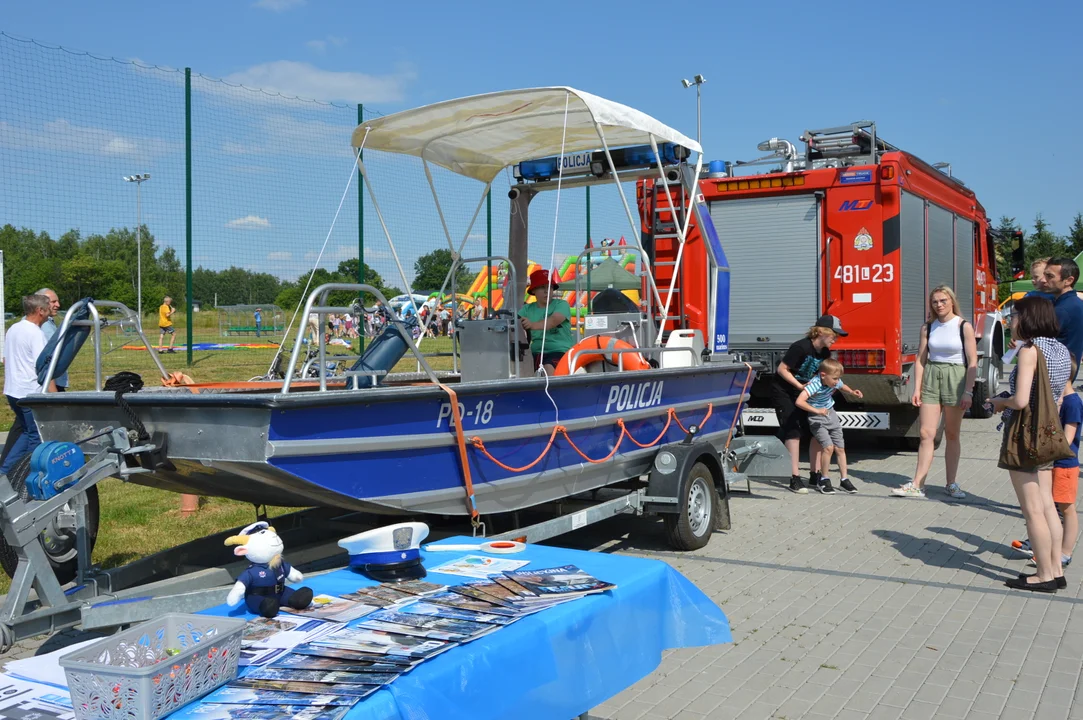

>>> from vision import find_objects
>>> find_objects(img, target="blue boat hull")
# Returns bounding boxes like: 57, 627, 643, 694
26, 363, 753, 516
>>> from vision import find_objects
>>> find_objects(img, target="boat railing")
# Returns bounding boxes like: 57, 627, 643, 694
572, 246, 655, 347
43, 300, 169, 391
282, 283, 439, 393
567, 344, 700, 374
449, 255, 519, 379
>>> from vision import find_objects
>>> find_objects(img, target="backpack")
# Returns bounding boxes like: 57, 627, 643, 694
925, 317, 969, 367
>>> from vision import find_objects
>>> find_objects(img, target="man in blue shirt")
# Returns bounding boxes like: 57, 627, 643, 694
254, 307, 262, 338
1044, 257, 1083, 379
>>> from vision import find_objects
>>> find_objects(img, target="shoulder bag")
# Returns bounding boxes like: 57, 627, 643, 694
999, 345, 1073, 470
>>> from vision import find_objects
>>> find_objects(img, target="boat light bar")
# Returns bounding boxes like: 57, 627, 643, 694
514, 143, 690, 182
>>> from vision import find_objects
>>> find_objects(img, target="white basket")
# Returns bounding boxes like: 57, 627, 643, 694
59, 613, 245, 720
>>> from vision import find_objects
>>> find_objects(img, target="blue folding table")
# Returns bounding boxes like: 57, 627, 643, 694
193, 538, 731, 720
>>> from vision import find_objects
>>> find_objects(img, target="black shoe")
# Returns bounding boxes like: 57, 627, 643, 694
789, 475, 808, 494
1018, 573, 1067, 590
167, 348, 176, 354
839, 478, 858, 494
809, 471, 822, 489
817, 478, 836, 494
1004, 576, 1057, 593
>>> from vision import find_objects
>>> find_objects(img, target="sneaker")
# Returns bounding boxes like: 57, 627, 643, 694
158, 349, 165, 354
789, 475, 808, 494
839, 478, 858, 494
891, 482, 926, 499
167, 348, 177, 354
1012, 539, 1034, 558
946, 483, 966, 499
1065, 555, 1072, 567
809, 471, 822, 490
817, 478, 836, 494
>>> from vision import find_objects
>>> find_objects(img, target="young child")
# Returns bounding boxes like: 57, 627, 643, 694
795, 358, 864, 494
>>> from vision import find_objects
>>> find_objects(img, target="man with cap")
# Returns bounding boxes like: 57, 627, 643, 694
772, 315, 847, 494
518, 269, 574, 374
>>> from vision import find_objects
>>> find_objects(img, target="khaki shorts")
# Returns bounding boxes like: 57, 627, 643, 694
921, 361, 966, 406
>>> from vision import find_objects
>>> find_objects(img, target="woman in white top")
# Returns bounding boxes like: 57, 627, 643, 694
892, 286, 978, 499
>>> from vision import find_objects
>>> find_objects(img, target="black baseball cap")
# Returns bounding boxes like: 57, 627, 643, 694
815, 314, 848, 336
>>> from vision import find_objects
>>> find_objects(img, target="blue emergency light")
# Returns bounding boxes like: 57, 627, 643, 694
514, 143, 690, 181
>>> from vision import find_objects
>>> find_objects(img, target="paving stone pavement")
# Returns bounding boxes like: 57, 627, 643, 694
3, 416, 1082, 719
570, 412, 1083, 720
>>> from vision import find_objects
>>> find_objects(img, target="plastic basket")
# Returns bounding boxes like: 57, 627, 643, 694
59, 613, 245, 720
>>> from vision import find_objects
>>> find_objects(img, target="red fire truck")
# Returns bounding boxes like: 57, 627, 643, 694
639, 122, 1005, 443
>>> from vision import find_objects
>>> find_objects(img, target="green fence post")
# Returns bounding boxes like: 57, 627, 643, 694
585, 185, 591, 301
486, 189, 492, 315
185, 68, 193, 366
357, 103, 365, 351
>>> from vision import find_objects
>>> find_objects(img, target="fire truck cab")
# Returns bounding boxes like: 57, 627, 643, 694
639, 121, 1004, 443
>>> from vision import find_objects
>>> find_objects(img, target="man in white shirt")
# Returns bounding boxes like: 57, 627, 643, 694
1, 294, 56, 477
37, 288, 68, 391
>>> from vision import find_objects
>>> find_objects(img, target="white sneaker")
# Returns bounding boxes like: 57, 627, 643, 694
891, 482, 926, 499
946, 483, 966, 499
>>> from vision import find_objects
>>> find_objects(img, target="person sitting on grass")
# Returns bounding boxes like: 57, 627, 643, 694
795, 358, 864, 495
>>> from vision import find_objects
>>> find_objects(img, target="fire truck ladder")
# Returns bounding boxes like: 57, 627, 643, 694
801, 121, 900, 166
648, 181, 689, 338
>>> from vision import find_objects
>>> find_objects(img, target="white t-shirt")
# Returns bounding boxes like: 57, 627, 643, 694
928, 316, 965, 364
4, 318, 46, 399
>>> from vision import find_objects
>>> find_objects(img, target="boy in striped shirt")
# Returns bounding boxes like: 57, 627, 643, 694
795, 358, 864, 494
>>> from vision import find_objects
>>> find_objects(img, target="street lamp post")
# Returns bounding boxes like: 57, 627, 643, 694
680, 74, 706, 146
123, 173, 150, 324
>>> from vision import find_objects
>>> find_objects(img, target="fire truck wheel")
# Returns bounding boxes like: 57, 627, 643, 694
969, 360, 1000, 419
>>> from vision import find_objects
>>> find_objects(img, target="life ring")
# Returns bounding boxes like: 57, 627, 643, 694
554, 335, 651, 375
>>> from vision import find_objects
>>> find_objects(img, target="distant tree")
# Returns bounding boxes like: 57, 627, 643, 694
1027, 214, 1068, 265
412, 249, 472, 294
1067, 213, 1083, 258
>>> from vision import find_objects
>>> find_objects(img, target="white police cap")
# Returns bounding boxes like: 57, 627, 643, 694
338, 522, 430, 582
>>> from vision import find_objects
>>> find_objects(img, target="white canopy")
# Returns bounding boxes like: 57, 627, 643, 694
350, 87, 701, 183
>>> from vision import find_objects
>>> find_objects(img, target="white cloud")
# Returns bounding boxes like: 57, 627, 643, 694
0, 119, 179, 158
223, 61, 414, 104
306, 36, 346, 53
253, 0, 305, 11
267, 251, 292, 260
226, 215, 272, 229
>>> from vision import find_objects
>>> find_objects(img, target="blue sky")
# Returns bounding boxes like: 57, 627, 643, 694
2, 0, 1081, 289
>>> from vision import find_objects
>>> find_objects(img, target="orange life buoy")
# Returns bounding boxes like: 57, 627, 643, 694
554, 335, 651, 375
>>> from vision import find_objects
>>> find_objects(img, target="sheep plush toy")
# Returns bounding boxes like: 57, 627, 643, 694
225, 521, 313, 618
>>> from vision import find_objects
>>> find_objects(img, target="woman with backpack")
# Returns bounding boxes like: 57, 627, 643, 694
891, 286, 978, 499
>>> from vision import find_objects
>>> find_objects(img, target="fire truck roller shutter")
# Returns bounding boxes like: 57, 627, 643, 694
927, 203, 955, 301
954, 218, 975, 323
708, 195, 819, 346
900, 191, 927, 355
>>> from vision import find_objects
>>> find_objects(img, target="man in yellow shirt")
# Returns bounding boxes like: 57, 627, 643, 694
158, 296, 176, 354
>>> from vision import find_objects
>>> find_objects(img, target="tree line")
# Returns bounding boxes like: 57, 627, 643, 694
994, 213, 1083, 301
0, 224, 472, 318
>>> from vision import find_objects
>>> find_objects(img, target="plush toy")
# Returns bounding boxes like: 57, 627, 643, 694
225, 521, 313, 618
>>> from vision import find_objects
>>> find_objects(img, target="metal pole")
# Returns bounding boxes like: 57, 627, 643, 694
357, 103, 365, 351
136, 181, 142, 323
185, 67, 193, 366
696, 84, 702, 147
486, 189, 492, 315
585, 185, 591, 304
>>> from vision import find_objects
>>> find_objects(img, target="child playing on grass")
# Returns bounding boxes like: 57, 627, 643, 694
795, 358, 864, 494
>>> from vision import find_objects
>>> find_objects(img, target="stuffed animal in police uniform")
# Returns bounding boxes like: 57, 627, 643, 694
225, 521, 313, 618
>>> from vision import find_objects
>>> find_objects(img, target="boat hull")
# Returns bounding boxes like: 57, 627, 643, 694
24, 363, 753, 516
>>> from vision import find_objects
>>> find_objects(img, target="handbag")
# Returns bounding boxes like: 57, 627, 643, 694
999, 345, 1074, 470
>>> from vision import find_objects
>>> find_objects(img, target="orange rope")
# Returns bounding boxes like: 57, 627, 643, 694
470, 425, 562, 473
559, 425, 626, 464
723, 362, 756, 453
619, 408, 674, 448
674, 403, 714, 435
438, 384, 479, 520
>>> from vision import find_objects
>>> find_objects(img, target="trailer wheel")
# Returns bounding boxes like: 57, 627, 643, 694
0, 457, 100, 585
663, 461, 718, 551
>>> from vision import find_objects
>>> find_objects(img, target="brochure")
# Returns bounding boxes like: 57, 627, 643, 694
429, 555, 529, 579
168, 703, 351, 720
0, 677, 74, 720
397, 601, 517, 626
243, 668, 398, 686
201, 686, 359, 707
345, 585, 414, 606
358, 609, 496, 640
491, 575, 538, 599
228, 680, 377, 699
503, 565, 616, 597
279, 594, 377, 623
290, 644, 418, 666
459, 580, 524, 603
424, 591, 519, 617
269, 654, 407, 674
313, 628, 454, 659
242, 616, 338, 651
388, 580, 446, 596
239, 647, 291, 668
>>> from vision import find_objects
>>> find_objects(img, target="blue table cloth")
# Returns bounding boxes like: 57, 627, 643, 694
198, 538, 731, 720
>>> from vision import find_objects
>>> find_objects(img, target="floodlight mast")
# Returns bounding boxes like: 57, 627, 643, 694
123, 173, 150, 324
680, 75, 706, 147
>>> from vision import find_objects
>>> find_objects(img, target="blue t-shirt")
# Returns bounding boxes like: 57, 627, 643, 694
801, 376, 837, 410
1054, 291, 1083, 372
1056, 392, 1083, 469
237, 561, 292, 592
254, 310, 262, 323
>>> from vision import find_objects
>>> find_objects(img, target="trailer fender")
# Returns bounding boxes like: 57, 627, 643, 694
646, 441, 728, 527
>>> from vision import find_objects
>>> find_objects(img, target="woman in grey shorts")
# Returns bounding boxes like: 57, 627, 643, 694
891, 286, 978, 499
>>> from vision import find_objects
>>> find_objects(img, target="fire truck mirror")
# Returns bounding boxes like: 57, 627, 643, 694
1010, 230, 1026, 279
